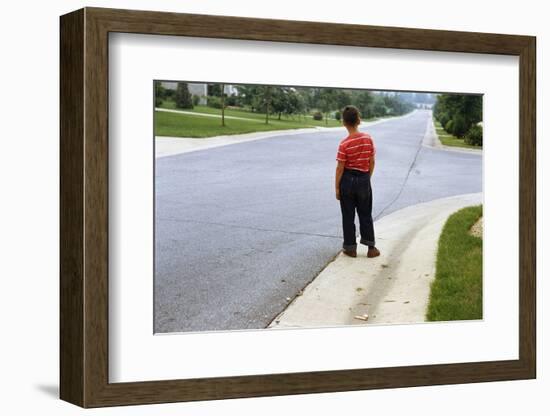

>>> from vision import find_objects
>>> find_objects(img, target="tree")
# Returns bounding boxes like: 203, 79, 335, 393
295, 88, 315, 120
174, 82, 194, 109
285, 89, 305, 119
220, 83, 226, 127
234, 84, 256, 108
380, 94, 414, 116
154, 81, 165, 107
372, 95, 387, 117
248, 86, 274, 124
207, 84, 223, 97
451, 113, 469, 137
298, 88, 316, 113
270, 87, 288, 120
334, 89, 352, 110
354, 91, 374, 119
315, 88, 337, 125
263, 86, 272, 124
433, 94, 482, 138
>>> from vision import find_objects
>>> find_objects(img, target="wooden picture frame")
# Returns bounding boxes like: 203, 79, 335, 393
60, 7, 536, 408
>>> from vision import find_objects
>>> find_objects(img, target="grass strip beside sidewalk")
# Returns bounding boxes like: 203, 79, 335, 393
160, 101, 343, 125
155, 99, 353, 138
426, 205, 483, 321
155, 110, 324, 138
434, 120, 481, 150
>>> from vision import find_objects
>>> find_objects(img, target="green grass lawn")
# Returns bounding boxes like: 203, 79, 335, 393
434, 120, 481, 150
155, 99, 349, 137
159, 100, 268, 121
155, 110, 342, 138
426, 205, 483, 322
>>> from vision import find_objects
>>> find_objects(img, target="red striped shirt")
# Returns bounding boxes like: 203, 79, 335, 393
336, 132, 376, 172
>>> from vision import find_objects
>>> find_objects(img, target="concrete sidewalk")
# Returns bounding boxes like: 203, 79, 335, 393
155, 112, 416, 158
268, 192, 482, 329
156, 126, 331, 158
156, 107, 259, 121
422, 115, 482, 155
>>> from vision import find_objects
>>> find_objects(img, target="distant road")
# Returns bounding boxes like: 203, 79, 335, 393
154, 110, 482, 333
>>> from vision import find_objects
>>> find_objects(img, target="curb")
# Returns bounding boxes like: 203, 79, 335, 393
155, 111, 417, 158
422, 114, 483, 155
268, 193, 483, 329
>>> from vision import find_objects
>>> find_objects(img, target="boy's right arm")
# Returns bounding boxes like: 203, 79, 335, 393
369, 156, 375, 176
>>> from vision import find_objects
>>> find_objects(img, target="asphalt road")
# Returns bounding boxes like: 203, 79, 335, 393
154, 110, 482, 333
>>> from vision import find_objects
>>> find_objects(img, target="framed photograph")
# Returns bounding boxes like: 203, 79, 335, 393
60, 7, 536, 408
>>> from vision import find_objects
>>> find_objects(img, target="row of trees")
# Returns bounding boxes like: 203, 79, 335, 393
233, 86, 414, 124
433, 94, 483, 146
154, 81, 415, 125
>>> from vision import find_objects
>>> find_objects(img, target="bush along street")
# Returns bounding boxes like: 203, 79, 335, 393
433, 93, 483, 148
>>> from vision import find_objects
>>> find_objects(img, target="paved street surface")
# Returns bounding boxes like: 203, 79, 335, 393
154, 110, 482, 333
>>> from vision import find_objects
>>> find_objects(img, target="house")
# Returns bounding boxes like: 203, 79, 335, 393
160, 82, 237, 105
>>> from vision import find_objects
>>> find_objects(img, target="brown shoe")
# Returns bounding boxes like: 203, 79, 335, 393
343, 249, 357, 258
367, 247, 380, 258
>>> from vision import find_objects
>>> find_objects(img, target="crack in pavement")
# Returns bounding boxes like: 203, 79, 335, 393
374, 132, 425, 221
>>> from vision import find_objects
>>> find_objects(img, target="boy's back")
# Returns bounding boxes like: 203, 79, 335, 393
336, 132, 376, 173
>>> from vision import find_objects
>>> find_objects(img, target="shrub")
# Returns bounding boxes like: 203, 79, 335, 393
438, 112, 450, 129
225, 95, 238, 106
372, 102, 387, 118
313, 111, 323, 121
445, 119, 454, 134
464, 124, 483, 146
192, 95, 200, 106
174, 82, 194, 109
334, 111, 341, 121
451, 114, 469, 137
207, 96, 223, 109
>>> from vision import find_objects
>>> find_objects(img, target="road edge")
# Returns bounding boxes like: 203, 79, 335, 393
268, 192, 483, 329
155, 111, 417, 158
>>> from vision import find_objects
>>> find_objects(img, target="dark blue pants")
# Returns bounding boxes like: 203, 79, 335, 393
339, 169, 375, 251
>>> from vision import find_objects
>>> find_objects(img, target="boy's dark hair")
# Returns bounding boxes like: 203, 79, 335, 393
342, 105, 361, 126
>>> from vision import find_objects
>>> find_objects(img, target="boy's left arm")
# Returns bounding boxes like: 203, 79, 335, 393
335, 161, 345, 200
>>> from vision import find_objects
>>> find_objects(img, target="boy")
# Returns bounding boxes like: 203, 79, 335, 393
335, 105, 380, 258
